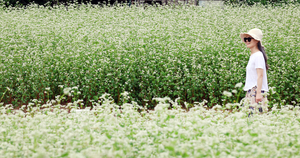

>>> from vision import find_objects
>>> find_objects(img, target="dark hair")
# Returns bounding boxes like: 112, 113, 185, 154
257, 41, 269, 70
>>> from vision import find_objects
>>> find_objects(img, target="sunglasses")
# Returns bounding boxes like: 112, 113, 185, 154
244, 37, 254, 42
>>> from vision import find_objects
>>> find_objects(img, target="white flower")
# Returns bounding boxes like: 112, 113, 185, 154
121, 91, 130, 100
6, 87, 11, 92
235, 83, 243, 88
63, 87, 72, 95
58, 85, 64, 89
45, 87, 50, 91
223, 91, 232, 97
121, 91, 129, 96
232, 90, 237, 94
226, 103, 231, 109
269, 87, 276, 94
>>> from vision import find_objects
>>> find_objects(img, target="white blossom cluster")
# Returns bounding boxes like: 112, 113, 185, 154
0, 97, 300, 157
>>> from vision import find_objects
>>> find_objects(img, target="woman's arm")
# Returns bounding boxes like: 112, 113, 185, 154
256, 68, 264, 103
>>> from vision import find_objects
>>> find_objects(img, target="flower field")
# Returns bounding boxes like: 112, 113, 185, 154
1, 97, 300, 157
0, 4, 299, 108
0, 4, 300, 157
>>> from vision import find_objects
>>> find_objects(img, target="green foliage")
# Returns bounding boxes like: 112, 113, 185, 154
0, 4, 299, 108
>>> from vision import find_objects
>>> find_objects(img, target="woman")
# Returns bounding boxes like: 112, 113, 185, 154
240, 28, 269, 112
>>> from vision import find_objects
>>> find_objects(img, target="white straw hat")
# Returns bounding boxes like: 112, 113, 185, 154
240, 28, 263, 42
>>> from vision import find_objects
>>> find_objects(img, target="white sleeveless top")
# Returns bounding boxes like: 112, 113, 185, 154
243, 51, 269, 92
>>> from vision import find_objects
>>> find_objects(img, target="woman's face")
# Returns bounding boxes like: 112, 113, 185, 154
243, 36, 259, 49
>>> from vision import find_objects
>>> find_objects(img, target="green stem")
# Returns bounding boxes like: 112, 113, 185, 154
0, 89, 8, 103
58, 94, 66, 104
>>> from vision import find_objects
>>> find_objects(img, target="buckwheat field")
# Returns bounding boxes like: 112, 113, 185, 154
0, 3, 300, 158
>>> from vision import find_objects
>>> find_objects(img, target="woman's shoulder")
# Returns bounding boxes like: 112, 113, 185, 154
252, 51, 264, 58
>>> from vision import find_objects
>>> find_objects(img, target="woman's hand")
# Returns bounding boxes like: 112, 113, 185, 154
256, 93, 263, 103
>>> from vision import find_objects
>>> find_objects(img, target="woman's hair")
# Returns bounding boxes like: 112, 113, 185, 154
257, 41, 269, 70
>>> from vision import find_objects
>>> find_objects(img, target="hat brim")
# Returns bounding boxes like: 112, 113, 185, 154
240, 33, 261, 42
